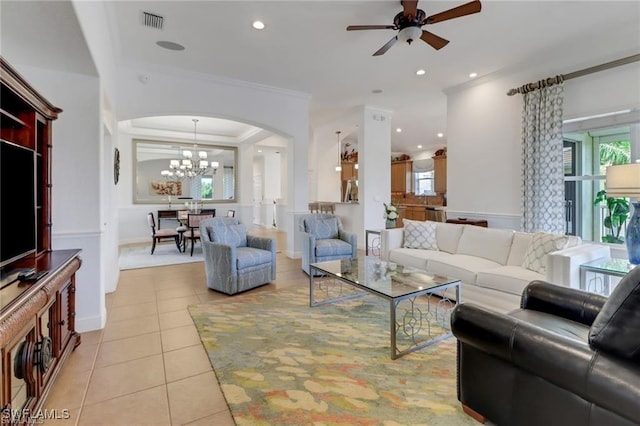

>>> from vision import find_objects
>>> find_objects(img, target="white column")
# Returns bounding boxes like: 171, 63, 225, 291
238, 144, 254, 221
631, 123, 640, 162
358, 105, 393, 248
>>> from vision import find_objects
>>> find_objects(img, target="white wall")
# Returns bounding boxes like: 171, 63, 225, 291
313, 131, 342, 203
446, 61, 640, 230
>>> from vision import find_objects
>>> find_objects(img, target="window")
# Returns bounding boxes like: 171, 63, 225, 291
414, 171, 434, 195
563, 119, 636, 242
201, 176, 213, 199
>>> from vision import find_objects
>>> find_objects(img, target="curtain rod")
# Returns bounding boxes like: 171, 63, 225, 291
506, 53, 640, 96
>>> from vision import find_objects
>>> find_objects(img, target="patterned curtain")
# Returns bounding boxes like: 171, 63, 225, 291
521, 83, 565, 233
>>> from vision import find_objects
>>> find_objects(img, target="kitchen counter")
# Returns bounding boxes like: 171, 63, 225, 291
396, 204, 446, 223
398, 204, 446, 209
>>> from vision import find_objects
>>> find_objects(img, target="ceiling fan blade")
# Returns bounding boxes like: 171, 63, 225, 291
424, 0, 482, 24
401, 0, 418, 18
347, 25, 395, 31
420, 30, 449, 50
373, 36, 398, 56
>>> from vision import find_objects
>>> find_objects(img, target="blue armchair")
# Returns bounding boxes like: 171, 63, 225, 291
200, 218, 276, 295
299, 214, 357, 275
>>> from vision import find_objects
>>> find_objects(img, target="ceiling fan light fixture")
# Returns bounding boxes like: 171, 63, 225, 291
397, 26, 422, 44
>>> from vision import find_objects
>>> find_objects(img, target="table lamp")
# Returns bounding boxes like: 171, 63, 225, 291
606, 162, 640, 264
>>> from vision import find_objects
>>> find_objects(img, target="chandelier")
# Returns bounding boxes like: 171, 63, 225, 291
160, 118, 219, 182
335, 131, 342, 172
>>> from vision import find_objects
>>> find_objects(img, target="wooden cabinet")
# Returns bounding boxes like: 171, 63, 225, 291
391, 160, 413, 193
341, 162, 358, 202
341, 162, 357, 181
1, 57, 81, 425
1, 58, 61, 258
394, 206, 406, 228
405, 206, 427, 221
0, 251, 81, 425
433, 154, 447, 195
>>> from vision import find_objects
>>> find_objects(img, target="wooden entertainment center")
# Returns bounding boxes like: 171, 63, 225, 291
1, 57, 82, 424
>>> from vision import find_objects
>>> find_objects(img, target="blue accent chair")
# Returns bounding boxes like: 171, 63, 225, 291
299, 214, 357, 275
200, 218, 276, 295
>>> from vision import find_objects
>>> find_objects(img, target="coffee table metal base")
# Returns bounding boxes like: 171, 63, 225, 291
309, 266, 461, 360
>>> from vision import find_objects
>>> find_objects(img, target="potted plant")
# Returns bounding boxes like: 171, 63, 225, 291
384, 202, 398, 229
593, 189, 630, 243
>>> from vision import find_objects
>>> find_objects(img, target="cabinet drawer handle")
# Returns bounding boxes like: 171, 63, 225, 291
58, 320, 65, 326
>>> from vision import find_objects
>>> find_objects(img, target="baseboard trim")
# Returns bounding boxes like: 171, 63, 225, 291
76, 311, 106, 333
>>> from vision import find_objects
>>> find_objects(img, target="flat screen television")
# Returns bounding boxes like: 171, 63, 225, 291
0, 140, 36, 269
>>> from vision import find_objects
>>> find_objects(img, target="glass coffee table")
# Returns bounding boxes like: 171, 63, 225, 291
310, 257, 461, 359
580, 257, 634, 296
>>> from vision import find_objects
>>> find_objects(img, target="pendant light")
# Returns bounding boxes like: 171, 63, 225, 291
335, 131, 342, 172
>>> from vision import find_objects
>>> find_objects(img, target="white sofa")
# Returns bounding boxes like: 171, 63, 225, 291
380, 221, 610, 313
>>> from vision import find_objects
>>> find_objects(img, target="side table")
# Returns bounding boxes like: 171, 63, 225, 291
365, 229, 382, 256
579, 257, 633, 296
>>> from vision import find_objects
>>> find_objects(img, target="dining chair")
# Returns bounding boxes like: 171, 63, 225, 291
226, 210, 235, 218
175, 210, 189, 249
308, 202, 320, 214
184, 212, 214, 256
425, 208, 446, 222
147, 212, 182, 254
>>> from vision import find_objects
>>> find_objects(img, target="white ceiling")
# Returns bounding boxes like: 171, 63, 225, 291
2, 1, 639, 154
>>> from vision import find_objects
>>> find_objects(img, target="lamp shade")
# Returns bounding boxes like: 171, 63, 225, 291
605, 163, 640, 197
397, 26, 422, 44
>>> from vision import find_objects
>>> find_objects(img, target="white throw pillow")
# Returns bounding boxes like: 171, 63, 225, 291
522, 232, 570, 274
403, 219, 438, 250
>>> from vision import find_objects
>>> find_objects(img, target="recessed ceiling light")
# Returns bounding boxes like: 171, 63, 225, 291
156, 41, 185, 51
396, 128, 402, 133
257, 149, 263, 153
416, 69, 426, 76
469, 72, 478, 78
252, 21, 265, 30
372, 89, 383, 94
437, 133, 444, 138
417, 145, 422, 149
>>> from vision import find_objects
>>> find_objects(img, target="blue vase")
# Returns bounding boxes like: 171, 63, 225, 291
386, 219, 396, 229
626, 202, 640, 265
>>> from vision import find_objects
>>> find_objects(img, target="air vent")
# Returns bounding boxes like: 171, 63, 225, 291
142, 11, 164, 30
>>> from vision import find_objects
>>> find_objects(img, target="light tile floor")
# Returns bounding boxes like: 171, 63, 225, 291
43, 227, 309, 425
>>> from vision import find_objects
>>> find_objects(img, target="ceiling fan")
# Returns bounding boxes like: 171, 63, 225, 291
347, 0, 482, 56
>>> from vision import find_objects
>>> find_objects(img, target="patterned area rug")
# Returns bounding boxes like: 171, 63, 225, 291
118, 243, 203, 270
188, 284, 476, 425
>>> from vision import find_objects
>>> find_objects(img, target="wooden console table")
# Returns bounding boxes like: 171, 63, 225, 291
0, 250, 82, 424
446, 218, 488, 227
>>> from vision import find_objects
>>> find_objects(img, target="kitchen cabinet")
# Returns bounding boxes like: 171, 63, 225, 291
340, 162, 358, 202
341, 162, 357, 181
433, 154, 447, 195
405, 206, 427, 221
391, 160, 413, 193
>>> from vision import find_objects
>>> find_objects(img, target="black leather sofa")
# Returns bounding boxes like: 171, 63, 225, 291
451, 266, 640, 426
